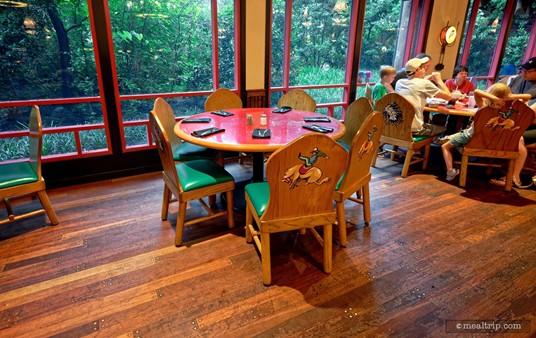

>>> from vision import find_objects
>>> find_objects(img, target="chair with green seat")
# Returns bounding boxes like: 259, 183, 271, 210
371, 92, 438, 177
204, 89, 248, 164
204, 88, 243, 112
154, 97, 218, 163
0, 106, 59, 226
244, 133, 348, 285
149, 110, 235, 247
338, 97, 374, 152
277, 89, 317, 112
334, 112, 383, 246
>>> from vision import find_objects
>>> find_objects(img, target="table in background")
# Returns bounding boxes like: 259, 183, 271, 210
424, 101, 477, 117
174, 108, 346, 182
425, 101, 477, 134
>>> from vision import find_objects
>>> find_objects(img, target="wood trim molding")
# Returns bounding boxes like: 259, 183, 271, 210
246, 89, 268, 108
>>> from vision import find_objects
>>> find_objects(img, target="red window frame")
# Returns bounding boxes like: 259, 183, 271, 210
0, 0, 112, 163
104, 0, 242, 153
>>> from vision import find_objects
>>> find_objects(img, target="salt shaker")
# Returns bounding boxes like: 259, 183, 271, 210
260, 113, 267, 126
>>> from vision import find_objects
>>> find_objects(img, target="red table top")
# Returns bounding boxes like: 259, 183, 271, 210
424, 99, 477, 117
174, 108, 346, 153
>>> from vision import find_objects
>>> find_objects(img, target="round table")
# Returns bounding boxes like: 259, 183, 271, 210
174, 107, 346, 182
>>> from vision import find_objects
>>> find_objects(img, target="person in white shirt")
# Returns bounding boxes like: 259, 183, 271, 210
395, 57, 452, 136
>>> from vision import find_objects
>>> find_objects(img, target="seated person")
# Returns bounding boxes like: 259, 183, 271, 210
395, 57, 452, 136
391, 53, 433, 89
443, 65, 475, 134
445, 65, 475, 97
441, 83, 531, 183
497, 56, 536, 186
507, 56, 536, 106
490, 100, 536, 189
371, 65, 396, 107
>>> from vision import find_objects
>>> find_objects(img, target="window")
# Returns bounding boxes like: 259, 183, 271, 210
0, 0, 110, 161
499, 1, 536, 76
458, 0, 535, 88
108, 0, 239, 150
358, 0, 402, 95
270, 0, 355, 119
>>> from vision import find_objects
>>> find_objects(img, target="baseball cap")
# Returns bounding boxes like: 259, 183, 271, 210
405, 57, 430, 75
520, 57, 536, 70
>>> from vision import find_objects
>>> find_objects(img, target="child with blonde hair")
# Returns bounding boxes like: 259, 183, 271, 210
441, 83, 531, 182
371, 65, 396, 106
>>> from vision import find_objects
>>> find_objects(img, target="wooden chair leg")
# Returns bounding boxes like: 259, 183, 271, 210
371, 150, 378, 167
391, 145, 399, 161
175, 202, 188, 247
505, 160, 514, 192
261, 232, 271, 285
161, 184, 171, 220
245, 204, 253, 243
36, 190, 59, 225
362, 183, 371, 224
323, 224, 332, 274
422, 144, 431, 170
215, 151, 224, 167
401, 149, 414, 177
3, 198, 15, 222
336, 201, 347, 247
208, 195, 216, 208
459, 155, 469, 187
226, 190, 234, 228
355, 188, 362, 199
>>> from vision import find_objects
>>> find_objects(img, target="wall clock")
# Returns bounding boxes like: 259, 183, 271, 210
439, 24, 457, 47
435, 22, 458, 71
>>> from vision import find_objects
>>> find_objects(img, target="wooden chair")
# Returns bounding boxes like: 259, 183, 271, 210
458, 100, 534, 191
149, 110, 235, 246
204, 89, 247, 164
0, 106, 59, 226
204, 88, 243, 112
338, 97, 374, 151
334, 112, 383, 246
244, 133, 348, 285
154, 97, 218, 163
371, 93, 438, 177
277, 89, 317, 112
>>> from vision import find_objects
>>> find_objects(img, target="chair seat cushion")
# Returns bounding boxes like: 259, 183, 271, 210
245, 182, 269, 217
413, 135, 430, 142
173, 142, 216, 162
0, 162, 38, 189
337, 140, 351, 152
335, 173, 345, 190
176, 159, 233, 192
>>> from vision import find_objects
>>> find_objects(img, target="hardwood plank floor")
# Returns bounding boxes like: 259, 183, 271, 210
1, 151, 536, 337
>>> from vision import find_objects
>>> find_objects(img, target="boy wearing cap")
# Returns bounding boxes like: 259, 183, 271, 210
395, 57, 452, 136
391, 53, 432, 88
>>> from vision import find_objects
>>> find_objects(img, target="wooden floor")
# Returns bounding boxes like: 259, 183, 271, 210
1, 150, 536, 338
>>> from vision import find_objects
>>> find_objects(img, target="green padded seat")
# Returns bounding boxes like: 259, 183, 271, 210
335, 173, 345, 191
245, 182, 269, 217
413, 135, 430, 142
0, 162, 38, 189
337, 140, 351, 152
176, 159, 233, 192
173, 142, 216, 162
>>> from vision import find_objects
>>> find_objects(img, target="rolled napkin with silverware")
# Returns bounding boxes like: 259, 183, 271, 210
252, 128, 271, 138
